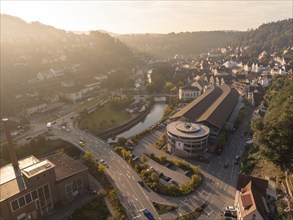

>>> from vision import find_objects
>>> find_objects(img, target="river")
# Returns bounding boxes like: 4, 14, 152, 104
118, 103, 166, 138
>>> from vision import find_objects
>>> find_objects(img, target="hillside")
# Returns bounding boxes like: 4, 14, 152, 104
118, 31, 239, 59
0, 14, 136, 87
229, 19, 293, 57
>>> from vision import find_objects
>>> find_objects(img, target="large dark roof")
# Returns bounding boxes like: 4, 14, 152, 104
172, 84, 239, 129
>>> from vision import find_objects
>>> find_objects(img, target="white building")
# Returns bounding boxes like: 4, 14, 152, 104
166, 121, 210, 157
179, 85, 201, 100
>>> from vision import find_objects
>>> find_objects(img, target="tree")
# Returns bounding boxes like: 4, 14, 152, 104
118, 137, 127, 147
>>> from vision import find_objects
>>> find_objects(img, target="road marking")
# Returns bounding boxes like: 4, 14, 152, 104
204, 206, 214, 216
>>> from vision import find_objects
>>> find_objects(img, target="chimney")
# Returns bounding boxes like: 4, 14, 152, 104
2, 118, 19, 168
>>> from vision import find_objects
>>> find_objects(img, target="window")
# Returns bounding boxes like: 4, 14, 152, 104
44, 185, 50, 200
25, 193, 32, 204
18, 196, 25, 208
32, 190, 38, 200
11, 200, 19, 211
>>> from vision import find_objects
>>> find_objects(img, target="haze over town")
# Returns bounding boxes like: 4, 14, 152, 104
1, 1, 292, 33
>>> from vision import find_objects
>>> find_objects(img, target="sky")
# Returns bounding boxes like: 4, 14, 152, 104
1, 1, 292, 34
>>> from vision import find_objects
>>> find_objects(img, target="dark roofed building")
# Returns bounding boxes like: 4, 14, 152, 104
172, 84, 239, 141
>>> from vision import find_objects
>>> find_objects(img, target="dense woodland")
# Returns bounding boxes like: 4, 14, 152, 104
251, 76, 293, 169
229, 19, 293, 57
118, 31, 239, 58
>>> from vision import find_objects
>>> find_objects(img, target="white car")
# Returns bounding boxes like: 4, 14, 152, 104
225, 206, 236, 212
100, 159, 107, 165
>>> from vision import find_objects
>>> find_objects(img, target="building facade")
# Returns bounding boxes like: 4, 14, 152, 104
166, 121, 210, 157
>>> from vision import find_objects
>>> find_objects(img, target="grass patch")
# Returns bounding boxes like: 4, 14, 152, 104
79, 105, 131, 133
72, 196, 110, 220
152, 201, 177, 214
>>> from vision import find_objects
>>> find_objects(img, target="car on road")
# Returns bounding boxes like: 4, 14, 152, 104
234, 159, 239, 165
224, 162, 228, 168
79, 139, 85, 147
143, 209, 154, 220
25, 136, 32, 140
138, 181, 145, 187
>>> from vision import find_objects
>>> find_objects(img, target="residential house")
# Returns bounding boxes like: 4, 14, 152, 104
235, 174, 273, 220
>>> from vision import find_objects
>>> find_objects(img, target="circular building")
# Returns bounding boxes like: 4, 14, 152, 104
166, 121, 210, 157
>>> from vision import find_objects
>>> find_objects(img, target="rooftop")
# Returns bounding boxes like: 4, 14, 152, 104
172, 84, 239, 129
0, 155, 43, 202
167, 121, 210, 139
45, 153, 88, 182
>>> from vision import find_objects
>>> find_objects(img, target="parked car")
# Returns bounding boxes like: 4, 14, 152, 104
165, 162, 172, 168
100, 159, 107, 166
184, 170, 192, 176
224, 210, 237, 218
224, 162, 228, 168
88, 187, 97, 195
225, 206, 236, 212
164, 176, 172, 182
133, 156, 139, 161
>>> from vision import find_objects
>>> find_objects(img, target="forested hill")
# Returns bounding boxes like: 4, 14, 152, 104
229, 19, 293, 57
118, 31, 239, 59
251, 76, 293, 169
1, 14, 135, 86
